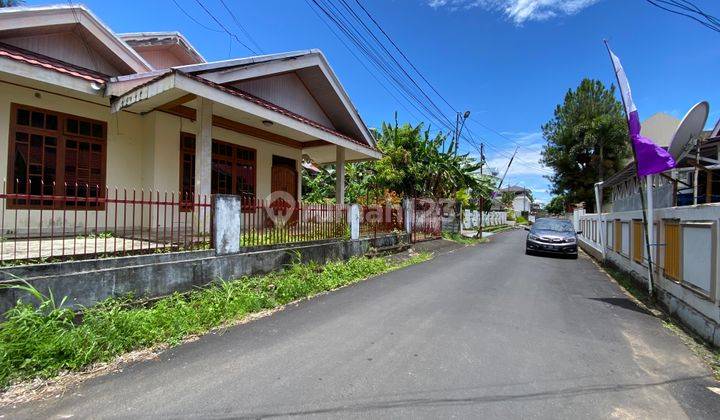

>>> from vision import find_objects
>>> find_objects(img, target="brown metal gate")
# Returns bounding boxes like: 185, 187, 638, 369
410, 198, 442, 243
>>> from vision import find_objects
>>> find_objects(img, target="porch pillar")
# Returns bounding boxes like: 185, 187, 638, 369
195, 97, 213, 198
335, 146, 345, 204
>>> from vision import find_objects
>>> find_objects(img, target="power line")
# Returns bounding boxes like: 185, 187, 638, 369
645, 0, 720, 33
218, 0, 265, 54
348, 1, 545, 160
303, 0, 422, 122
310, 0, 553, 176
171, 0, 224, 33
309, 0, 457, 134
319, 0, 456, 132
338, 0, 456, 129
192, 0, 258, 54
353, 0, 458, 114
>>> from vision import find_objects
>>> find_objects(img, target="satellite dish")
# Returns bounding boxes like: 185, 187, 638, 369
668, 101, 709, 161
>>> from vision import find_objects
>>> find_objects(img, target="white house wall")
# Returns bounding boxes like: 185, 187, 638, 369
576, 205, 720, 346
0, 80, 306, 236
148, 111, 302, 201
512, 196, 531, 213
0, 80, 145, 233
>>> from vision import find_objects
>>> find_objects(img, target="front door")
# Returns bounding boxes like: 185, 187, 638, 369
270, 157, 298, 225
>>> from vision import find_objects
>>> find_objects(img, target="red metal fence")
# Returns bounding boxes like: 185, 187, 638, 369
238, 197, 348, 247
359, 204, 404, 238
0, 180, 211, 263
0, 179, 453, 264
411, 198, 443, 242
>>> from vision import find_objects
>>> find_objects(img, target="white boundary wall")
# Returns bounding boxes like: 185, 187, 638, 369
575, 204, 720, 346
462, 210, 507, 229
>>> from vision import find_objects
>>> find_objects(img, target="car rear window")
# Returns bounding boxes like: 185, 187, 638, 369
533, 220, 575, 232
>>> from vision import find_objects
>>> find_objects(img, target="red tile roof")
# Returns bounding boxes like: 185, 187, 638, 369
0, 42, 107, 85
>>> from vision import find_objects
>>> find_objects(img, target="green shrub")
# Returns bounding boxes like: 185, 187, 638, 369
506, 210, 516, 221
0, 253, 429, 388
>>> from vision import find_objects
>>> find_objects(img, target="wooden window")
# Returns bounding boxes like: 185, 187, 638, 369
179, 133, 256, 204
632, 220, 643, 264
179, 132, 196, 198
614, 220, 622, 252
664, 220, 681, 281
8, 103, 106, 209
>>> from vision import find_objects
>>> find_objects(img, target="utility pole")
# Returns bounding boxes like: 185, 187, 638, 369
476, 142, 485, 239
451, 111, 471, 155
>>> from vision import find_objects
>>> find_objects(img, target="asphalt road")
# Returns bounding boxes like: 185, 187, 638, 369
6, 230, 720, 419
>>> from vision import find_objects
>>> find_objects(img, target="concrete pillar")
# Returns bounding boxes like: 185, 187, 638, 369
335, 146, 345, 204
195, 97, 213, 198
213, 194, 241, 255
403, 197, 413, 234
350, 204, 360, 240
594, 181, 605, 257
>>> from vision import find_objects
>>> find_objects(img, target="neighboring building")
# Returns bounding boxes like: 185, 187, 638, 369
498, 185, 532, 213
576, 110, 720, 347
0, 5, 379, 220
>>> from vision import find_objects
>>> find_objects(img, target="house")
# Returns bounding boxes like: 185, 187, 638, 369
498, 185, 532, 214
0, 5, 380, 255
574, 109, 720, 347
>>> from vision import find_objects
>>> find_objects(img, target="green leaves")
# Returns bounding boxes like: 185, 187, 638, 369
302, 118, 485, 203
0, 253, 430, 388
541, 79, 630, 211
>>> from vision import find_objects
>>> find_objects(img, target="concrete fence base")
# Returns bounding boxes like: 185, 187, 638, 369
0, 233, 409, 313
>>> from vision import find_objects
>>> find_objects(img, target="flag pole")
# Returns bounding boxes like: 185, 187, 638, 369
603, 40, 655, 298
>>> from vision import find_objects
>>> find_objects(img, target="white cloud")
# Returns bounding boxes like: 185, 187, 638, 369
426, 0, 602, 24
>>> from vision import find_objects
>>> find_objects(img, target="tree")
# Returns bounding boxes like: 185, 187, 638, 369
540, 79, 630, 212
303, 118, 483, 203
500, 191, 515, 209
0, 0, 24, 7
373, 120, 481, 199
545, 195, 566, 215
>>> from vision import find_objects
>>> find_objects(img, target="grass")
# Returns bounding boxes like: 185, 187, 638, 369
515, 215, 529, 225
240, 224, 350, 246
0, 252, 431, 389
602, 263, 720, 379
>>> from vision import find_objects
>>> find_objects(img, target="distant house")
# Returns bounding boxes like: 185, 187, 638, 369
498, 185, 532, 213
0, 4, 379, 217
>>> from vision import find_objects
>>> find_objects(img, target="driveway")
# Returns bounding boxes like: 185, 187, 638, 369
5, 230, 720, 418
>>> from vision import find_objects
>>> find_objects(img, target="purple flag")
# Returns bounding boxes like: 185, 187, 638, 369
607, 46, 676, 176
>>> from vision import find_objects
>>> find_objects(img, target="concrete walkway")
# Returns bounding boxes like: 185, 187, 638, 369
5, 230, 720, 418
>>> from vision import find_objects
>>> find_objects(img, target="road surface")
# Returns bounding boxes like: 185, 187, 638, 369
6, 230, 720, 418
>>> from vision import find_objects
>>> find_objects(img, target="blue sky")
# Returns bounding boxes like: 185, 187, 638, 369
27, 0, 720, 203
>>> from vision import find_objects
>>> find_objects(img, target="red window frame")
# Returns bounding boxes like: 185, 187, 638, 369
179, 132, 257, 210
7, 103, 107, 209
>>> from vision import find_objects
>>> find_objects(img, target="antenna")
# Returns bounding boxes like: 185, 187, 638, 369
668, 101, 709, 162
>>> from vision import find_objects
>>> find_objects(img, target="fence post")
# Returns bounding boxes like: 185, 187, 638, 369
403, 198, 413, 234
350, 204, 360, 240
213, 194, 241, 255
